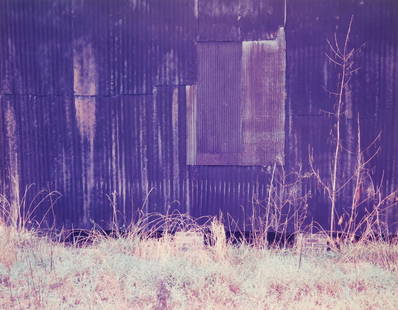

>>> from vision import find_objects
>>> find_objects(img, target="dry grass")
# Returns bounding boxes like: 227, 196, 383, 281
0, 221, 397, 310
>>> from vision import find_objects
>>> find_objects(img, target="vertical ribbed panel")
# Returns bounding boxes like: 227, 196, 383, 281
186, 85, 197, 166
0, 0, 73, 95
187, 165, 269, 229
197, 42, 242, 156
192, 30, 285, 166
241, 28, 285, 165
286, 0, 398, 230
198, 0, 283, 42
72, 0, 196, 96
144, 87, 188, 214
87, 95, 152, 227
153, 0, 197, 87
0, 94, 83, 227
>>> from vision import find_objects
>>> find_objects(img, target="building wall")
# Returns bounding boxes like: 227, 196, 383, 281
0, 0, 397, 231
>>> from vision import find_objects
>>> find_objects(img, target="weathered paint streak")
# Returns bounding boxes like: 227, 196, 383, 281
172, 88, 180, 198
186, 85, 197, 165
73, 37, 97, 224
73, 40, 97, 95
74, 98, 96, 225
4, 101, 20, 225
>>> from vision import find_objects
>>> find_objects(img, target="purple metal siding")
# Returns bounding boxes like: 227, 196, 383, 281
0, 0, 397, 232
87, 95, 153, 227
188, 165, 269, 229
145, 87, 188, 215
0, 0, 73, 95
197, 42, 242, 156
0, 0, 197, 228
72, 0, 197, 96
198, 0, 284, 42
286, 0, 398, 230
0, 94, 83, 227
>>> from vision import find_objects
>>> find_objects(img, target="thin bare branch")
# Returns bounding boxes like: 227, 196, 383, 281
325, 52, 344, 66
333, 33, 343, 57
322, 86, 341, 96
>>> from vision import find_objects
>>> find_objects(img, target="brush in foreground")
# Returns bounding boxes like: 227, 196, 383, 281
0, 223, 397, 310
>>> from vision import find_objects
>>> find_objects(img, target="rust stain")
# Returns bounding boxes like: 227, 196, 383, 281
172, 88, 179, 197
4, 103, 20, 225
156, 49, 179, 85
73, 40, 97, 96
186, 85, 197, 165
139, 99, 149, 213
1, 39, 16, 94
241, 27, 286, 164
74, 97, 96, 225
74, 98, 96, 142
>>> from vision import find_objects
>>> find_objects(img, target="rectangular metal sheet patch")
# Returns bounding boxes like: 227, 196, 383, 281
189, 28, 285, 165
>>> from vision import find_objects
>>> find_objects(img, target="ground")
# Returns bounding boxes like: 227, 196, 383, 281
0, 223, 397, 310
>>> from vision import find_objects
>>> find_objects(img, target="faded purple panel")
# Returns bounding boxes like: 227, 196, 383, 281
152, 0, 197, 87
198, 0, 284, 42
186, 85, 197, 165
289, 115, 355, 228
187, 165, 270, 229
72, 0, 151, 95
88, 95, 153, 227
72, 0, 196, 96
241, 28, 286, 165
286, 45, 332, 116
79, 88, 189, 227
0, 0, 73, 95
0, 94, 84, 228
144, 86, 189, 214
196, 42, 242, 161
198, 0, 240, 41
286, 0, 339, 47
239, 0, 284, 41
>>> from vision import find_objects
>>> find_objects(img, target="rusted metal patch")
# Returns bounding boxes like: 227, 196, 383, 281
241, 27, 286, 165
190, 29, 285, 165
3, 100, 20, 225
74, 97, 96, 225
73, 40, 97, 96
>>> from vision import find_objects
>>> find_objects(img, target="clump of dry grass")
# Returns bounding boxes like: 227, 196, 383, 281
337, 241, 398, 275
0, 223, 18, 270
0, 215, 397, 310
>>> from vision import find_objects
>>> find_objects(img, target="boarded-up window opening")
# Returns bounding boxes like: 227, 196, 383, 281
187, 27, 285, 166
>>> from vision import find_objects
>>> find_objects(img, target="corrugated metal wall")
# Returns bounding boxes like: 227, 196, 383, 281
1, 0, 397, 231
286, 0, 398, 231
